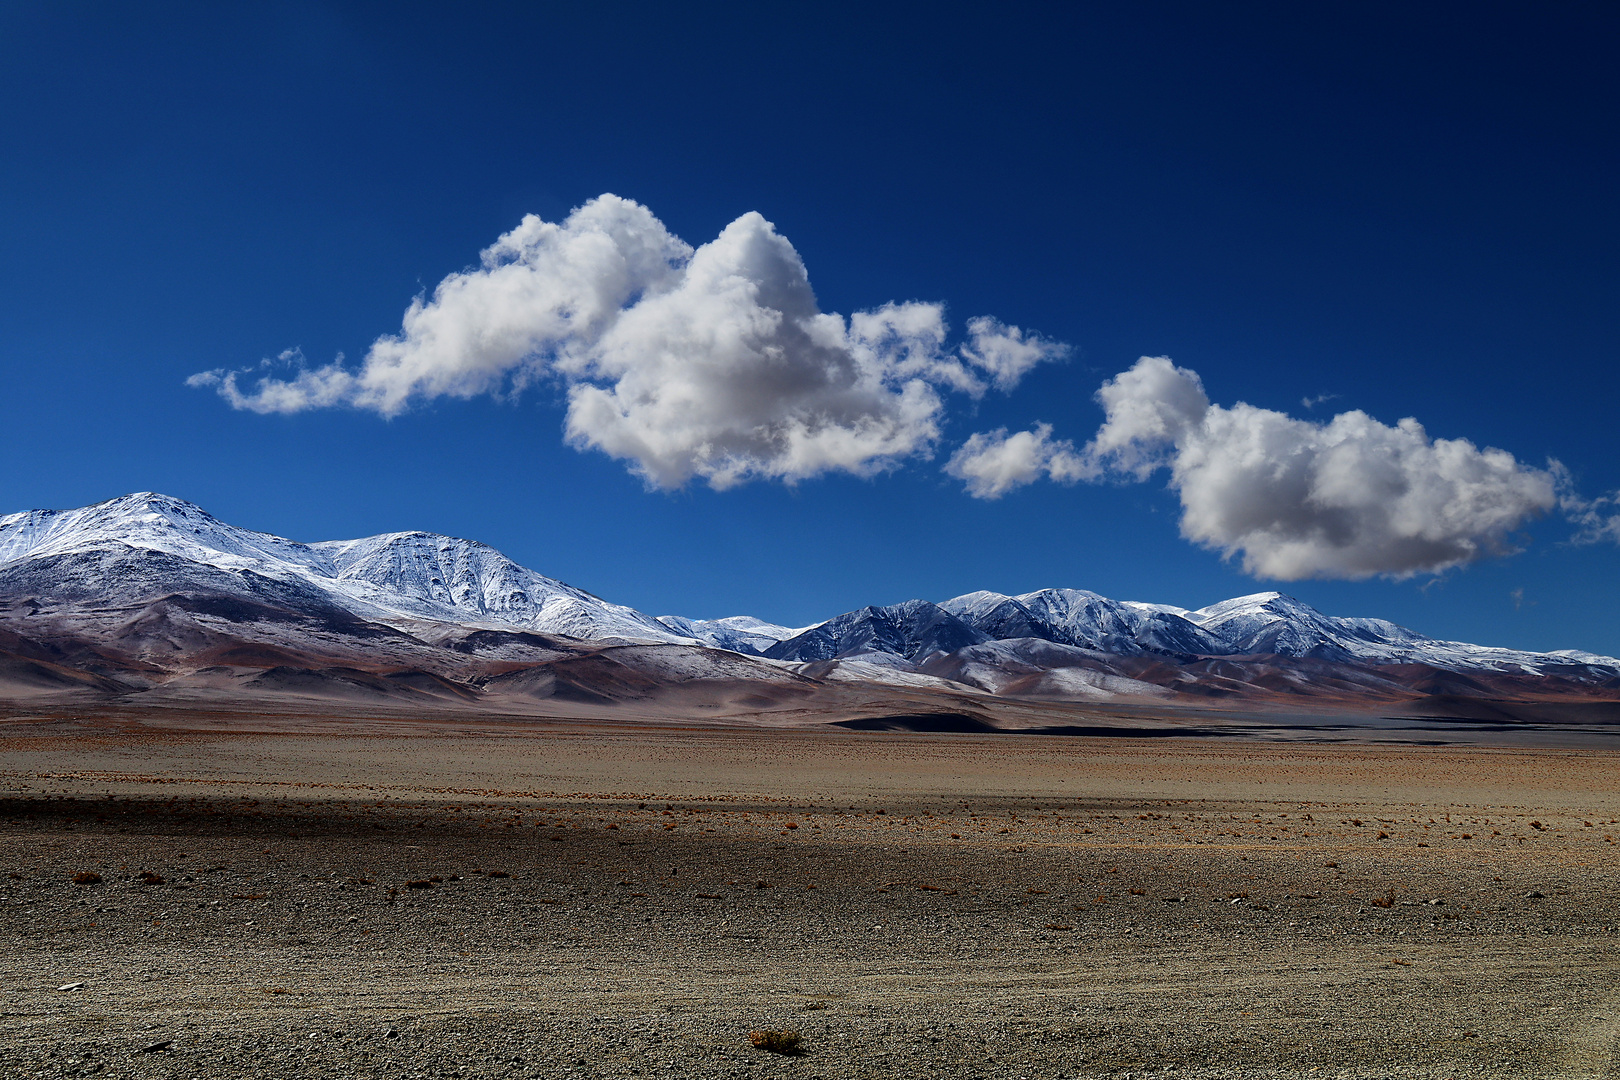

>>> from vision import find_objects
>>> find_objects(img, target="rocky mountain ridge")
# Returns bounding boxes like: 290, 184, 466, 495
0, 493, 1614, 713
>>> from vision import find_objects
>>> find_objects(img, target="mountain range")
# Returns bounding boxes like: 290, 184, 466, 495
0, 492, 1616, 719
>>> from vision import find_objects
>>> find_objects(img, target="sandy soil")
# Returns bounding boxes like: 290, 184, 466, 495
3, 710, 1620, 1079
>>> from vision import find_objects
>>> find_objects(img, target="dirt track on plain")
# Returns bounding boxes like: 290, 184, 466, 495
3, 713, 1620, 1079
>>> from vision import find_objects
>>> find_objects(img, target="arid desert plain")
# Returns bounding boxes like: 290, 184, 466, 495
5, 706, 1620, 1080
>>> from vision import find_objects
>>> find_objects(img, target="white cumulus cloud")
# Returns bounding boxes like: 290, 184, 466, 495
1083, 356, 1560, 579
958, 316, 1069, 391
950, 355, 1560, 579
945, 423, 1091, 499
190, 195, 1064, 490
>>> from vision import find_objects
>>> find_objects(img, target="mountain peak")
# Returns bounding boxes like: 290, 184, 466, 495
96, 490, 196, 508
85, 491, 218, 522
0, 493, 680, 644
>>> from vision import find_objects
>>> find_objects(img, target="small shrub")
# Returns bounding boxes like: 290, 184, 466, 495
138, 871, 164, 886
1370, 890, 1396, 909
72, 871, 102, 885
405, 879, 432, 889
749, 1029, 803, 1055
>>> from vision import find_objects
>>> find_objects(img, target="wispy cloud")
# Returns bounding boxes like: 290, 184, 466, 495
190, 195, 1065, 490
1559, 482, 1620, 546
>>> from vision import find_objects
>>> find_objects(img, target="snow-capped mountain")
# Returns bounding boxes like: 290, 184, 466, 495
1179, 591, 1428, 659
0, 492, 1616, 711
765, 586, 1620, 686
938, 588, 1223, 656
765, 600, 987, 664
655, 615, 810, 654
0, 492, 681, 644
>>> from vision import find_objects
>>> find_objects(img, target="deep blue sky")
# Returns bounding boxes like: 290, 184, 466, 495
2, 2, 1617, 651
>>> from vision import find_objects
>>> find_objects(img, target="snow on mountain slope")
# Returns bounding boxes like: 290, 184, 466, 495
655, 615, 814, 655
1183, 592, 1424, 659
790, 658, 985, 693
0, 493, 682, 644
765, 600, 987, 664
940, 589, 1222, 656
0, 492, 332, 574
1175, 591, 1616, 675
311, 531, 677, 641
918, 638, 1174, 700
894, 587, 1620, 677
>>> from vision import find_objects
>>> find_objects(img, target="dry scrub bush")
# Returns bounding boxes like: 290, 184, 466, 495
72, 871, 102, 885
749, 1030, 804, 1055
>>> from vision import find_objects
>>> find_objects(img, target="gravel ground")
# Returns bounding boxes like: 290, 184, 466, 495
3, 724, 1620, 1077
5, 791, 1620, 1078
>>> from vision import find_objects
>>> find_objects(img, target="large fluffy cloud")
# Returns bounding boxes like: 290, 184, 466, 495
189, 195, 1065, 489
957, 356, 1559, 580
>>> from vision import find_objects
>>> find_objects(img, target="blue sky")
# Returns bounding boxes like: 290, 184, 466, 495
2, 2, 1618, 652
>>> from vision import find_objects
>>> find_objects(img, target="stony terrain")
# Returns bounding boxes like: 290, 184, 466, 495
3, 713, 1620, 1078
